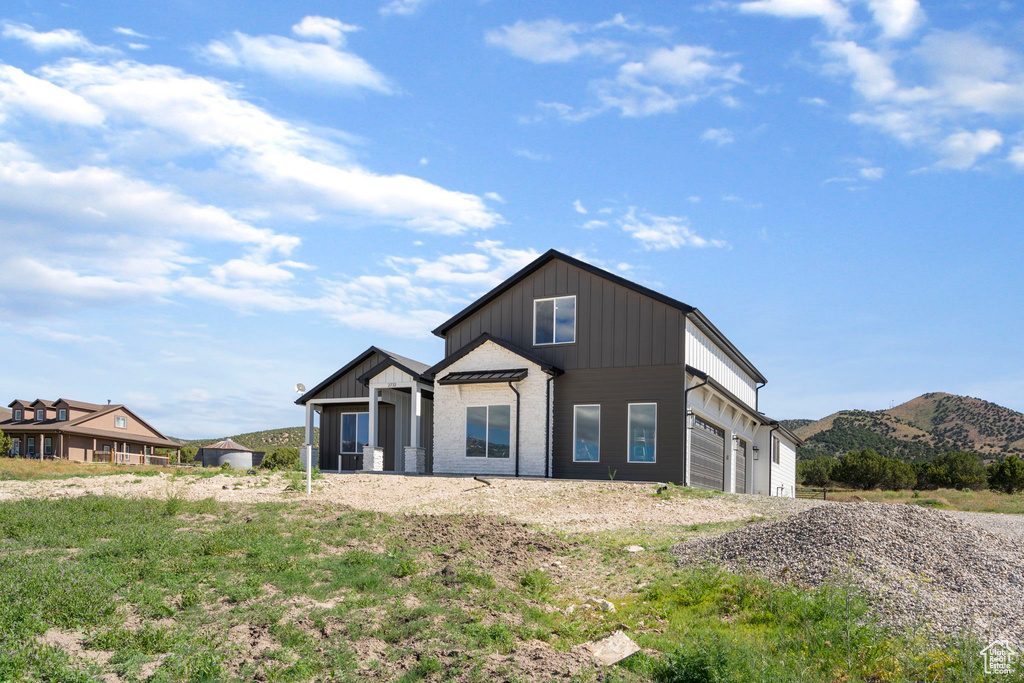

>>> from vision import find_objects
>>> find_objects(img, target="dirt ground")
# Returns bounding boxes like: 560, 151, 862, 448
0, 470, 817, 532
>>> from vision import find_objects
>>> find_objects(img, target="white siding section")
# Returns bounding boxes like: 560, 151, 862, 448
432, 341, 549, 477
684, 381, 762, 493
773, 436, 797, 498
685, 320, 758, 409
378, 366, 414, 385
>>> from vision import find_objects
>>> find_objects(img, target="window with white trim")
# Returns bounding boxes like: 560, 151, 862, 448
58, 409, 67, 421
27, 437, 35, 455
341, 412, 369, 454
772, 436, 780, 464
466, 405, 511, 458
627, 403, 657, 463
44, 437, 53, 456
533, 295, 576, 345
13, 409, 22, 421
115, 416, 127, 429
35, 409, 45, 421
573, 405, 600, 462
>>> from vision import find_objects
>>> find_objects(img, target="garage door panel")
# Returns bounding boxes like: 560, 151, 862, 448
691, 416, 724, 491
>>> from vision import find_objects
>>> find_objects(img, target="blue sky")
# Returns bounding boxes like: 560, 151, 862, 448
1, 0, 1022, 438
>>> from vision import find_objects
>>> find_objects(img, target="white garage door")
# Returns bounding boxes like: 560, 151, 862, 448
691, 416, 725, 491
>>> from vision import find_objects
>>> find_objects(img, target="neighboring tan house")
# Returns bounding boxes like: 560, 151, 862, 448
1, 399, 181, 465
297, 249, 800, 496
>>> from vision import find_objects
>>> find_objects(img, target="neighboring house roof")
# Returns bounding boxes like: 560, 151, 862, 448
430, 248, 766, 384
55, 399, 105, 412
7, 400, 32, 408
0, 400, 179, 448
29, 399, 54, 407
204, 438, 250, 451
356, 354, 433, 386
296, 346, 433, 405
423, 333, 563, 380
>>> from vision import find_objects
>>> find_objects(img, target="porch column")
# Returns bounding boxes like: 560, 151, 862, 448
410, 384, 421, 449
368, 389, 378, 447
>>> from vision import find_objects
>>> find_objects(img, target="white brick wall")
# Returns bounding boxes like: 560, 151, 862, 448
432, 341, 551, 477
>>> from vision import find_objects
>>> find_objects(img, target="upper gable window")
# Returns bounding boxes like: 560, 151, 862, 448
35, 409, 45, 421
115, 416, 127, 429
534, 295, 576, 345
58, 409, 67, 421
14, 409, 22, 421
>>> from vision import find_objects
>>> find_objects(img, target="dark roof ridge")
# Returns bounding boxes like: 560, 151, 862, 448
423, 333, 562, 380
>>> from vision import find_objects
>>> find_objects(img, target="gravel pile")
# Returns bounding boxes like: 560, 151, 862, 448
671, 502, 1024, 642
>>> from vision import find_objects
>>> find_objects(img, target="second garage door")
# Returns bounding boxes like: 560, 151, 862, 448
691, 416, 725, 490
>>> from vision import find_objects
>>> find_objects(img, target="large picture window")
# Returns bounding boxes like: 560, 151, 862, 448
466, 405, 511, 458
534, 295, 576, 345
573, 405, 600, 462
627, 403, 657, 463
341, 412, 369, 454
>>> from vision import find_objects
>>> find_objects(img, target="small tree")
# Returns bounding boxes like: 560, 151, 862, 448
926, 451, 987, 490
260, 447, 300, 471
797, 456, 835, 488
832, 449, 890, 490
0, 429, 11, 458
883, 459, 916, 491
988, 455, 1024, 495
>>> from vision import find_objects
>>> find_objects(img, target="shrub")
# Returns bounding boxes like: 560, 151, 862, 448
179, 446, 198, 464
0, 429, 10, 458
260, 447, 300, 471
832, 449, 916, 491
989, 455, 1024, 494
916, 451, 987, 491
797, 456, 835, 488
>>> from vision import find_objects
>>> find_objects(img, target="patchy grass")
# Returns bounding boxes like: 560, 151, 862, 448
0, 457, 183, 481
836, 488, 1024, 514
0, 495, 1016, 682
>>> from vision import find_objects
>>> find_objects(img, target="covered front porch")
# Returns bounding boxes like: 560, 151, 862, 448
302, 356, 434, 474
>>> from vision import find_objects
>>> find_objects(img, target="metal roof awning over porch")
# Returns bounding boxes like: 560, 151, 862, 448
437, 368, 529, 385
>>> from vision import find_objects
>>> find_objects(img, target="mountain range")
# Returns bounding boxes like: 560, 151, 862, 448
784, 392, 1024, 462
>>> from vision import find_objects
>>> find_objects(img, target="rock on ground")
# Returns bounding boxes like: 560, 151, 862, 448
671, 502, 1024, 643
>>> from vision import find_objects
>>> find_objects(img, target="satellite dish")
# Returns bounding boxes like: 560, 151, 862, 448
295, 383, 306, 394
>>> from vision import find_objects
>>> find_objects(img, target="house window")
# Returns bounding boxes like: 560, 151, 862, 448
465, 405, 511, 458
13, 409, 22, 421
772, 437, 780, 464
115, 416, 127, 429
102, 445, 111, 454
44, 437, 53, 456
35, 409, 45, 421
341, 412, 369, 453
573, 405, 600, 462
58, 409, 67, 421
533, 295, 576, 345
11, 438, 19, 456
27, 437, 35, 455
627, 403, 657, 463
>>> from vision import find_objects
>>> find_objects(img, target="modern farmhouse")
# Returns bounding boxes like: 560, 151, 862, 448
1, 398, 181, 465
297, 250, 800, 496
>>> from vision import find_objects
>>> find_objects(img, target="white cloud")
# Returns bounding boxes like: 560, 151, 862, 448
486, 19, 585, 64
865, 0, 924, 39
934, 129, 1002, 169
573, 199, 587, 214
513, 148, 552, 161
0, 65, 105, 126
618, 207, 727, 250
859, 166, 885, 180
1, 22, 109, 53
701, 127, 735, 144
127, 43, 149, 51
290, 16, 360, 47
1009, 145, 1024, 170
484, 191, 505, 203
201, 31, 392, 93
380, 0, 430, 17
113, 27, 147, 39
581, 219, 607, 229
738, 0, 850, 33
419, 157, 429, 165
800, 95, 828, 106
40, 60, 499, 233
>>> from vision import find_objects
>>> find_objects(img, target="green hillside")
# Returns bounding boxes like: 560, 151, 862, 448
792, 393, 1024, 462
174, 427, 318, 451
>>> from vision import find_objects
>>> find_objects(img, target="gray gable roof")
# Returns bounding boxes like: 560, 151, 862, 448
296, 346, 433, 405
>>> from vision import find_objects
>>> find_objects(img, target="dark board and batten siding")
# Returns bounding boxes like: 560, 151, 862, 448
443, 260, 686, 371
309, 352, 384, 401
552, 366, 685, 482
320, 402, 396, 471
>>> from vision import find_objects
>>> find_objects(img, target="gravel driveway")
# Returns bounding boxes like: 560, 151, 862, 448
943, 509, 1024, 543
